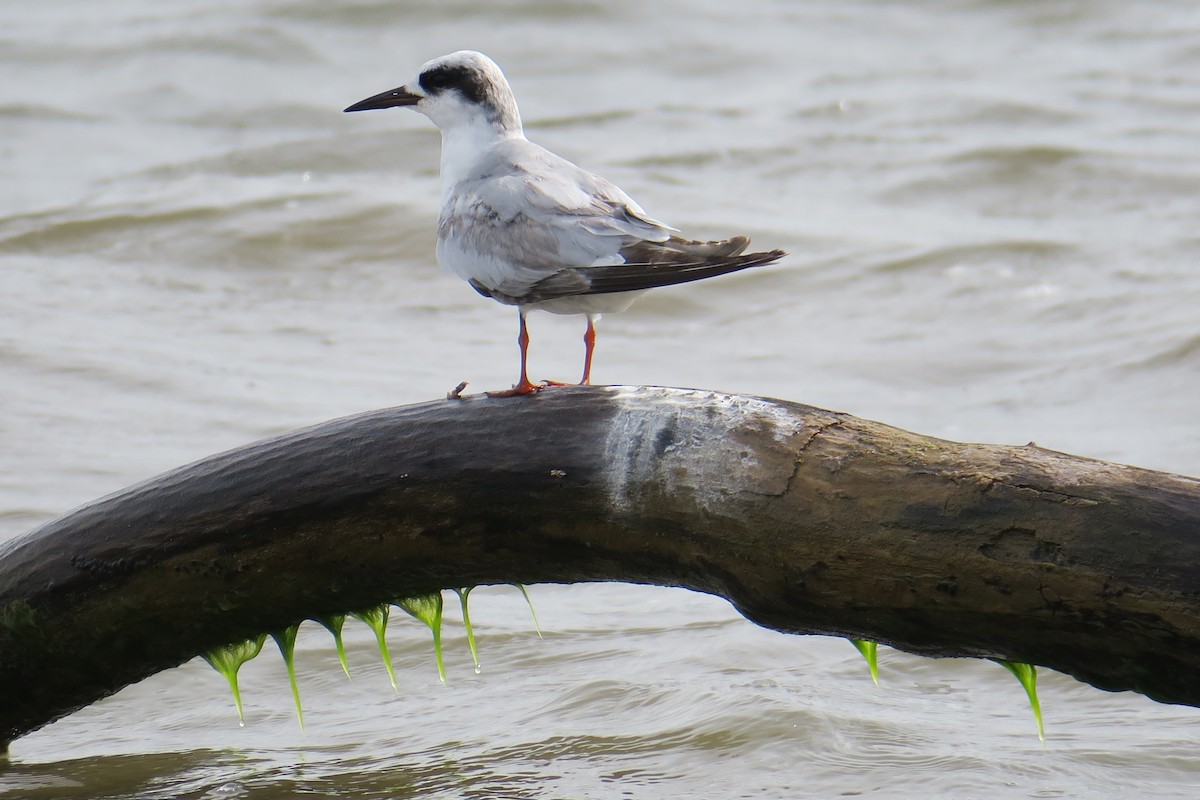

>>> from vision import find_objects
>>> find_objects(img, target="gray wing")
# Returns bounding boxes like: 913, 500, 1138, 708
438, 139, 784, 304
472, 238, 786, 306
437, 140, 675, 296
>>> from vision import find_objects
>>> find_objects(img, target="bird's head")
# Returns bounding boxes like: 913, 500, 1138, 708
344, 50, 523, 135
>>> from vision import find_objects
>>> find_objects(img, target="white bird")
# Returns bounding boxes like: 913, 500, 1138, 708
345, 50, 784, 396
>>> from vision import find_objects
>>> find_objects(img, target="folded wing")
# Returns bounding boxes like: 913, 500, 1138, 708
441, 139, 784, 305
473, 237, 785, 306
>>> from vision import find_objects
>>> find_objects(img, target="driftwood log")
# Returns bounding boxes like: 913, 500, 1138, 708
1, 386, 1199, 750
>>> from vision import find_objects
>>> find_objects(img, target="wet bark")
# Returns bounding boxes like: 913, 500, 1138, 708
1, 386, 1199, 748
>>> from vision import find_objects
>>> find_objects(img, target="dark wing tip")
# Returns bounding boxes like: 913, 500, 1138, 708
574, 247, 787, 296
504, 247, 788, 305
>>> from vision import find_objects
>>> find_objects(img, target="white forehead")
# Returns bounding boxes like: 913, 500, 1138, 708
419, 50, 502, 77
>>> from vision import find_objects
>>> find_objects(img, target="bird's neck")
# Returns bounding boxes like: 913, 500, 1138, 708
438, 118, 525, 190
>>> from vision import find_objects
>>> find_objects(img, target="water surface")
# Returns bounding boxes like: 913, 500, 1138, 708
3, 1, 1200, 796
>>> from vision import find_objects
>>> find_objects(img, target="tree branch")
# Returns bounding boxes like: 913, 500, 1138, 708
2, 386, 1198, 748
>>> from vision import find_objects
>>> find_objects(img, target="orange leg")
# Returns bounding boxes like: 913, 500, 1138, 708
580, 315, 597, 385
486, 311, 542, 397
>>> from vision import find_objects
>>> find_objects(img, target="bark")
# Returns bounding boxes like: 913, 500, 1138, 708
1, 386, 1199, 748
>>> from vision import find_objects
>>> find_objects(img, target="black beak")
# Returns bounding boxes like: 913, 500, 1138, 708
344, 85, 422, 113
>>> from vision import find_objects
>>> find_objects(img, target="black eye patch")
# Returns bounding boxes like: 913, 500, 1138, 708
417, 64, 487, 105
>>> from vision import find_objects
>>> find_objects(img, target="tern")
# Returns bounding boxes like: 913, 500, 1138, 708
345, 50, 785, 396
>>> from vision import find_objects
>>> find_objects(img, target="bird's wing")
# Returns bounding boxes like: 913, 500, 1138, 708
437, 141, 676, 296
500, 243, 786, 305
437, 140, 785, 306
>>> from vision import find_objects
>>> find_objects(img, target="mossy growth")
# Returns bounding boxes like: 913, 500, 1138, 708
202, 634, 267, 726
0, 601, 42, 668
351, 604, 397, 691
996, 659, 1045, 742
195, 588, 1048, 743
271, 624, 304, 731
848, 639, 879, 685
453, 588, 481, 674
396, 592, 445, 685
315, 613, 351, 679
514, 583, 542, 639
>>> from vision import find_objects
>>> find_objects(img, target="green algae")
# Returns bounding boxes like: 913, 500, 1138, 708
202, 634, 266, 726
0, 600, 36, 638
192, 595, 1055, 744
514, 583, 542, 639
996, 659, 1045, 742
351, 604, 397, 691
397, 593, 446, 685
315, 614, 351, 679
270, 624, 304, 731
849, 639, 879, 685
453, 588, 481, 674
0, 601, 40, 672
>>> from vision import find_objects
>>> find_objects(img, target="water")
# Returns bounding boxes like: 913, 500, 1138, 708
3, 0, 1200, 796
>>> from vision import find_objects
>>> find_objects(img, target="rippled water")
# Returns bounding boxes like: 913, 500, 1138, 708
3, 1, 1200, 797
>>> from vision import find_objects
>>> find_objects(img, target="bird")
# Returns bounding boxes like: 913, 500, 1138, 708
344, 50, 785, 396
